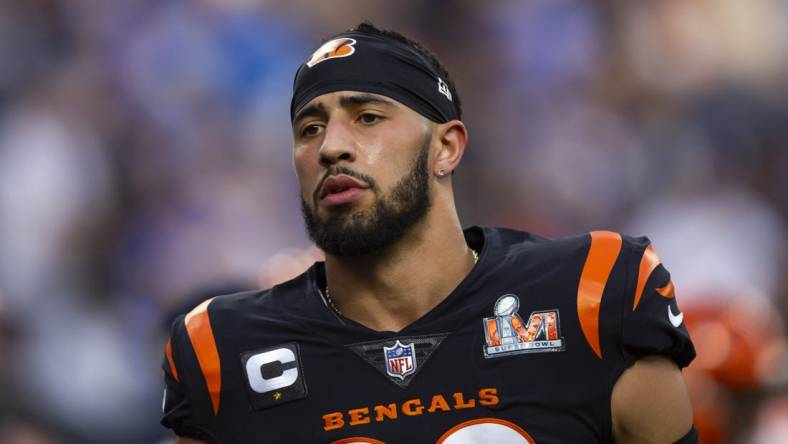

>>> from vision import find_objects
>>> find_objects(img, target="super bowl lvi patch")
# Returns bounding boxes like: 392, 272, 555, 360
483, 294, 564, 358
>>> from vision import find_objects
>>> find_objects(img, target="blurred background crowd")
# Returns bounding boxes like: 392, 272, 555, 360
0, 0, 786, 443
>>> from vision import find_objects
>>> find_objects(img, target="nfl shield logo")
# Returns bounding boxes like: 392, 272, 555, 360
384, 340, 417, 380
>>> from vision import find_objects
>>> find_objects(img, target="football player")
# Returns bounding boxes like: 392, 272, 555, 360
162, 22, 697, 443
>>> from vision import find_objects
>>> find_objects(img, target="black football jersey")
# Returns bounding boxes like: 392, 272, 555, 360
161, 226, 695, 443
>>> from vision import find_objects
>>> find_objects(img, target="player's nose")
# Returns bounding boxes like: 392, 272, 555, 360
318, 120, 356, 167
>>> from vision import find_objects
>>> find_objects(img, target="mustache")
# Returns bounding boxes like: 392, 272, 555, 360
313, 166, 377, 202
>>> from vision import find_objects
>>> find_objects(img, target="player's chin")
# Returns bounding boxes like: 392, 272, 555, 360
318, 202, 364, 221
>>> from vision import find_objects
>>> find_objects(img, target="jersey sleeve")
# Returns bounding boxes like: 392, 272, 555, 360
161, 316, 216, 442
621, 237, 696, 368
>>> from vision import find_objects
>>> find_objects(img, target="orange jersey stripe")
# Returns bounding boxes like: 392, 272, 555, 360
577, 231, 622, 359
185, 298, 221, 416
633, 244, 662, 310
165, 338, 179, 382
656, 280, 675, 298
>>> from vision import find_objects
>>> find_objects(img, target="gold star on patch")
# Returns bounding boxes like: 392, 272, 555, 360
273, 392, 282, 401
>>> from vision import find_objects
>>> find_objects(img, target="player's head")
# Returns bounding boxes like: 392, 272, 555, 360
291, 22, 467, 257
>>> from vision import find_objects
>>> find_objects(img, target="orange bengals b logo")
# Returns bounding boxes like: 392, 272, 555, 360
307, 38, 357, 68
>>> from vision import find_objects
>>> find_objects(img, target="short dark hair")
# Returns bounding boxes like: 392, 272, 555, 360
330, 21, 463, 120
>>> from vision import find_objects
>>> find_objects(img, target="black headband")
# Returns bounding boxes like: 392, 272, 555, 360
291, 32, 458, 123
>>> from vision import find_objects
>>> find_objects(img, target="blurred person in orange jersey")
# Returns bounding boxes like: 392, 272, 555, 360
679, 291, 788, 444
683, 294, 786, 391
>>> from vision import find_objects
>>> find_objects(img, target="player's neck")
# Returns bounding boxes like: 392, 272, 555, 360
324, 202, 474, 332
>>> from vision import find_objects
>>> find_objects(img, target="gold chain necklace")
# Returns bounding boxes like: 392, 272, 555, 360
324, 249, 479, 316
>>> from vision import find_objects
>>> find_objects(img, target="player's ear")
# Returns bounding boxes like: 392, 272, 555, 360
433, 120, 468, 177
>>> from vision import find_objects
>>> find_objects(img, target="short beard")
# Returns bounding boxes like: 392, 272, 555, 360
301, 134, 432, 257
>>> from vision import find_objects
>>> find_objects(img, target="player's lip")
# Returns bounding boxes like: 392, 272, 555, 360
318, 175, 370, 201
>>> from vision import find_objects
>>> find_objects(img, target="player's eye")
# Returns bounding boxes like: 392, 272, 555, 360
300, 123, 324, 138
358, 113, 383, 125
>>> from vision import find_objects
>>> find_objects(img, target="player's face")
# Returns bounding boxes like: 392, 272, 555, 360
292, 91, 434, 256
